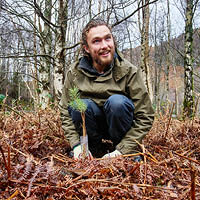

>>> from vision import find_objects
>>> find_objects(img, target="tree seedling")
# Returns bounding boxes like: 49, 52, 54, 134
69, 87, 88, 159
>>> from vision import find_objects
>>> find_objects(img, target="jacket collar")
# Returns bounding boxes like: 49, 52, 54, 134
79, 55, 115, 77
76, 50, 130, 81
112, 50, 129, 81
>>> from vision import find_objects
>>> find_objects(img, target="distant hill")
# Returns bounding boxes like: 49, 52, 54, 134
122, 28, 200, 113
122, 28, 200, 68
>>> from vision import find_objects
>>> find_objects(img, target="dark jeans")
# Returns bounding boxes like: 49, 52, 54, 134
68, 94, 135, 156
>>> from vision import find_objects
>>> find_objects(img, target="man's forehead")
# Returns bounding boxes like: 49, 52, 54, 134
87, 25, 112, 38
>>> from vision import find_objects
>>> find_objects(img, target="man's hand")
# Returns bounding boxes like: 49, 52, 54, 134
73, 144, 93, 159
73, 144, 82, 159
102, 150, 122, 158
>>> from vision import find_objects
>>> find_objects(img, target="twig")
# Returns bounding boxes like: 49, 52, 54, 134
9, 146, 28, 157
190, 164, 196, 200
174, 152, 200, 165
142, 143, 147, 193
7, 145, 11, 180
133, 139, 158, 163
112, 0, 159, 27
64, 178, 178, 192
72, 166, 94, 182
6, 189, 19, 200
0, 145, 9, 178
52, 154, 73, 163
9, 145, 39, 165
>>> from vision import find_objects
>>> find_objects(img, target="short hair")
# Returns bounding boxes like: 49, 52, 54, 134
81, 18, 112, 56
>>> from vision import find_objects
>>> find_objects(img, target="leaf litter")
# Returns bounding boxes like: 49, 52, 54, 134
0, 108, 200, 199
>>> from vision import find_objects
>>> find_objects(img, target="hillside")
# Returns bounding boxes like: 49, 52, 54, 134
122, 28, 200, 114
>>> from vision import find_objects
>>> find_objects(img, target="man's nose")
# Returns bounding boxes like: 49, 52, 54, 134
101, 40, 108, 49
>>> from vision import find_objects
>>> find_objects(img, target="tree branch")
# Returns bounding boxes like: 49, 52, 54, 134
1, 71, 42, 84
112, 0, 159, 27
64, 42, 81, 50
33, 0, 60, 28
0, 54, 54, 60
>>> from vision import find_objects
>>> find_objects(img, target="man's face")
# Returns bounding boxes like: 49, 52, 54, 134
84, 25, 115, 72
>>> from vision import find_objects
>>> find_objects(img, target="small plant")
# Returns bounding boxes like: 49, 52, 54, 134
69, 87, 88, 158
0, 94, 5, 104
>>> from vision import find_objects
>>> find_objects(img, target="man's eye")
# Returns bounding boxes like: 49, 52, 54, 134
106, 36, 111, 40
93, 40, 100, 43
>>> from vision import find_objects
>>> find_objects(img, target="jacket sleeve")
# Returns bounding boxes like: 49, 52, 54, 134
59, 70, 80, 149
116, 67, 154, 154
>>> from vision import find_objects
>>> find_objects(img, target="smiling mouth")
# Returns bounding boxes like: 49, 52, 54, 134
100, 51, 110, 56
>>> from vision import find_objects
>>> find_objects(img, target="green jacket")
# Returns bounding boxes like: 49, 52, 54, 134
59, 52, 154, 154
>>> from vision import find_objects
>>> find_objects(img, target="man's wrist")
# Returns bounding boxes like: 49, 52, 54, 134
72, 143, 81, 150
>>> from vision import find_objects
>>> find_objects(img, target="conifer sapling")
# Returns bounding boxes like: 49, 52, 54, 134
69, 87, 88, 158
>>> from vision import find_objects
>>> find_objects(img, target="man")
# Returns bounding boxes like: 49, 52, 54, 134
59, 19, 154, 159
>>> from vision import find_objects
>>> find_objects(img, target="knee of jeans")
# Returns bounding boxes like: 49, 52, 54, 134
68, 106, 82, 123
83, 99, 102, 116
104, 94, 134, 113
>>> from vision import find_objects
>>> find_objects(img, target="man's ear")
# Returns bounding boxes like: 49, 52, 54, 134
83, 45, 90, 53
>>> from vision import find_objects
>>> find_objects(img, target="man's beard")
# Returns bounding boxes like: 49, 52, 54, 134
94, 51, 114, 68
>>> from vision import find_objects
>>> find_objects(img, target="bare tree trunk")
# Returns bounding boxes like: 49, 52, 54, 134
166, 0, 171, 108
183, 0, 194, 118
54, 0, 68, 101
38, 0, 52, 109
173, 64, 179, 116
121, 4, 133, 63
153, 2, 159, 113
157, 59, 162, 114
89, 0, 92, 20
98, 0, 102, 13
33, 9, 39, 108
138, 0, 153, 101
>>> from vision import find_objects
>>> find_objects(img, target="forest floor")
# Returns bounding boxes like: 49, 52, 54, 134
0, 107, 200, 199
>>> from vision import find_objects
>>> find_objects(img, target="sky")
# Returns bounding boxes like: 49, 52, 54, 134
157, 0, 200, 37
121, 0, 200, 49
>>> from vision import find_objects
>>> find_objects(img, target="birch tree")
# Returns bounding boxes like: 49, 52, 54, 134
33, 10, 40, 106
166, 0, 179, 115
37, 0, 52, 108
54, 0, 68, 101
152, 2, 161, 113
138, 0, 153, 101
183, 0, 195, 117
166, 0, 170, 108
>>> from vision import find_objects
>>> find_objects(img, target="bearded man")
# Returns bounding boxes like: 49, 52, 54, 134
59, 19, 154, 159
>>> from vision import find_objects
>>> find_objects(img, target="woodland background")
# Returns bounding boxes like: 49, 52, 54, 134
0, 0, 200, 117
0, 0, 200, 199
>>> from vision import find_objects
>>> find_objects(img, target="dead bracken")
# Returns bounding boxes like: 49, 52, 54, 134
0, 108, 200, 199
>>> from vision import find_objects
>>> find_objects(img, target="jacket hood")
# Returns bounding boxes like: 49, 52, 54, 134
79, 57, 100, 76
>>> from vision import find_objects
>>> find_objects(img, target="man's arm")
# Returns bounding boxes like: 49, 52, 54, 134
59, 70, 80, 149
116, 67, 154, 154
